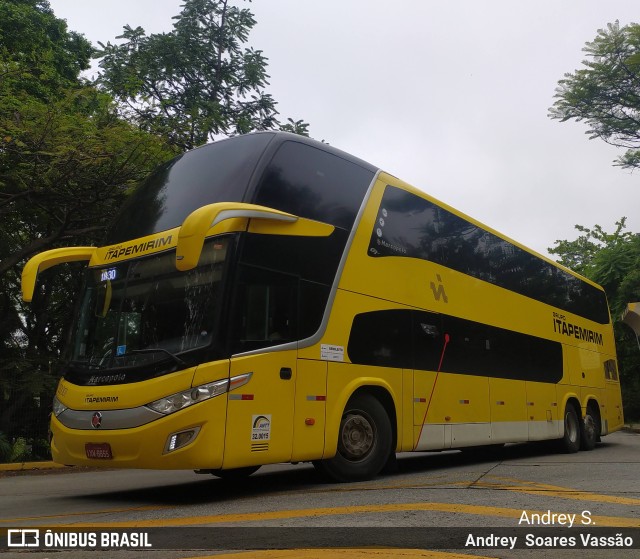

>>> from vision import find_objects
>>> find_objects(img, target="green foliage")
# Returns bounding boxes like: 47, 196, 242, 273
549, 219, 638, 313
0, 87, 175, 275
9, 437, 28, 462
549, 21, 640, 170
550, 220, 640, 419
0, 432, 11, 462
5, 437, 50, 462
0, 85, 175, 452
279, 118, 310, 137
96, 0, 308, 150
509, 16, 640, 414
0, 0, 94, 99
0, 0, 177, 458
0, 0, 310, 462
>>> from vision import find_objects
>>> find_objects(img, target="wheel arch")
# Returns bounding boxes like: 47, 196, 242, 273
323, 379, 399, 459
559, 392, 581, 418
582, 394, 601, 417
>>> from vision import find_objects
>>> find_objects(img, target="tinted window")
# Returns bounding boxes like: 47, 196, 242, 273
348, 310, 563, 383
238, 229, 348, 286
299, 280, 331, 339
107, 133, 275, 243
66, 238, 231, 384
231, 230, 347, 352
440, 314, 563, 382
369, 186, 609, 324
348, 310, 413, 369
253, 141, 375, 230
231, 265, 298, 354
229, 265, 331, 353
413, 312, 444, 371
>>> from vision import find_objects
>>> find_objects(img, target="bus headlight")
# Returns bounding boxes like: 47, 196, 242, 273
146, 373, 252, 416
52, 396, 67, 417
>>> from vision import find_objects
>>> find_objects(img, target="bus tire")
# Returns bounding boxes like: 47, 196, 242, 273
580, 408, 599, 451
316, 393, 392, 482
560, 403, 580, 453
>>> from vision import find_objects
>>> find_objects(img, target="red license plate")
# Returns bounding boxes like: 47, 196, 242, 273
85, 443, 113, 460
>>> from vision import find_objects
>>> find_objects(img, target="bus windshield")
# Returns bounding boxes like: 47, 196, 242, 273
70, 237, 230, 377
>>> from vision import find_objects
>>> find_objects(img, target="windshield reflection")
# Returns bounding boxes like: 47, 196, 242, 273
71, 237, 230, 373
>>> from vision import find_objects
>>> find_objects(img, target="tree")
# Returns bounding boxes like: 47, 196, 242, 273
1, 0, 309, 460
550, 220, 640, 420
0, 0, 93, 99
0, 87, 175, 450
0, 89, 174, 276
549, 21, 640, 170
0, 0, 176, 458
279, 118, 310, 137
97, 0, 308, 151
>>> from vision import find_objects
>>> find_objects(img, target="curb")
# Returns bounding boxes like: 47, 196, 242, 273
0, 461, 68, 472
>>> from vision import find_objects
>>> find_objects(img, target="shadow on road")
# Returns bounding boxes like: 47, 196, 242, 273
61, 438, 616, 507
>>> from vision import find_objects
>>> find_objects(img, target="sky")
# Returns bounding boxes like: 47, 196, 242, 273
47, 0, 639, 258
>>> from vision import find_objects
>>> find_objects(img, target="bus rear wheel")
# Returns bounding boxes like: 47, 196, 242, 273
315, 393, 392, 482
580, 405, 600, 451
560, 403, 580, 453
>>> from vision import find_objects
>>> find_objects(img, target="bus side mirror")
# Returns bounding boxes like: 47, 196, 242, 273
175, 202, 334, 271
21, 247, 97, 302
95, 281, 113, 318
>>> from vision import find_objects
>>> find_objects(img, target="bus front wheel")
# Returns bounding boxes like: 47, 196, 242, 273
315, 393, 392, 482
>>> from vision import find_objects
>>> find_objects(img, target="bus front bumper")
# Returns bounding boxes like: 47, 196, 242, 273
50, 397, 227, 470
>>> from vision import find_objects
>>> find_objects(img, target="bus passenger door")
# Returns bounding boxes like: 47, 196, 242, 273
291, 358, 327, 461
222, 267, 298, 469
225, 350, 297, 468
413, 370, 443, 450
412, 311, 446, 451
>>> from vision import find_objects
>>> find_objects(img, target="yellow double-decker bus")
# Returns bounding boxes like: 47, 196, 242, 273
22, 132, 623, 482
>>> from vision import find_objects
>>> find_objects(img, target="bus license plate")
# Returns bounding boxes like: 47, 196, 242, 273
85, 443, 113, 460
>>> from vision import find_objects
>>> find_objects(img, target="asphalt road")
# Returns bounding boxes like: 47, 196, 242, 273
1, 430, 639, 559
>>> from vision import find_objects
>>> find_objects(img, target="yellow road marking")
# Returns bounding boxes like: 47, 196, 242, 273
296, 473, 640, 507
0, 505, 172, 525
53, 502, 640, 528
3, 475, 637, 530
478, 476, 640, 505
342, 474, 640, 506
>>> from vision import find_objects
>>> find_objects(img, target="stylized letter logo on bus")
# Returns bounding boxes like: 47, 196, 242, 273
430, 274, 449, 303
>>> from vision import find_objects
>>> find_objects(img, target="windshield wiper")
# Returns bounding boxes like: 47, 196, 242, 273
69, 360, 107, 371
129, 348, 187, 367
